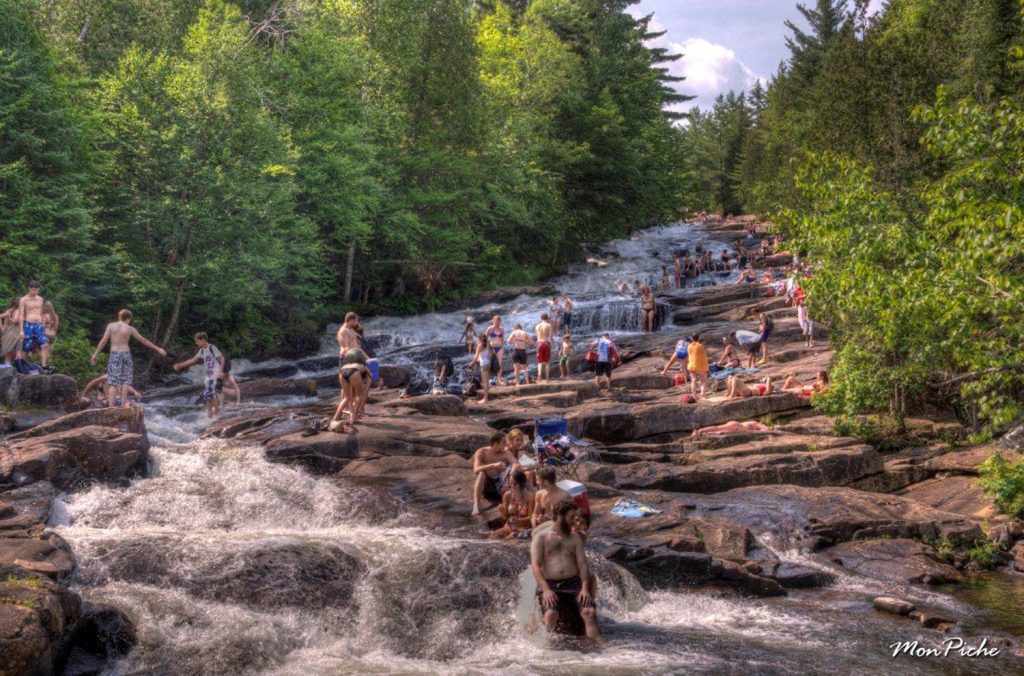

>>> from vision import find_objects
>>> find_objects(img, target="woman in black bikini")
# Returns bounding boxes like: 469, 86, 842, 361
331, 348, 370, 429
640, 286, 656, 333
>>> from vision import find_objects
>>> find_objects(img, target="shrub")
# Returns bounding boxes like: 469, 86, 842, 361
976, 455, 1024, 518
50, 329, 106, 388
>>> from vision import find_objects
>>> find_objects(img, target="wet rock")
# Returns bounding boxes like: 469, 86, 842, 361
238, 377, 317, 399
686, 485, 983, 547
0, 533, 76, 581
8, 406, 146, 440
0, 571, 81, 676
611, 445, 882, 493
897, 476, 998, 523
383, 395, 467, 417
873, 596, 915, 616
1, 425, 149, 489
914, 611, 957, 629
766, 562, 835, 588
0, 370, 78, 410
266, 415, 494, 473
827, 539, 961, 585
378, 365, 412, 389
0, 482, 55, 537
62, 602, 136, 674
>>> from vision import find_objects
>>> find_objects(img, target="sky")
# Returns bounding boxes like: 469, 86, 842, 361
632, 0, 885, 111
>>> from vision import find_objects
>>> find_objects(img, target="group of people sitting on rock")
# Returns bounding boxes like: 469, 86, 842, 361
470, 431, 600, 640
0, 281, 60, 374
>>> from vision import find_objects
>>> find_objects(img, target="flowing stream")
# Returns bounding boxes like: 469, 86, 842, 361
52, 222, 1023, 674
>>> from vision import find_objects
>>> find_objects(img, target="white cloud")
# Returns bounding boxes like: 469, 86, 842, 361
637, 14, 762, 111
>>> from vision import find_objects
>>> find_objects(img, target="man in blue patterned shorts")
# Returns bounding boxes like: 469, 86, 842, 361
91, 309, 167, 408
17, 281, 52, 373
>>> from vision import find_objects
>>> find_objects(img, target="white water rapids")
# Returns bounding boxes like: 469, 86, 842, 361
49, 222, 1021, 674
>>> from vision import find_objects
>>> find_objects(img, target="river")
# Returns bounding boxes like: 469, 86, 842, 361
51, 222, 1022, 674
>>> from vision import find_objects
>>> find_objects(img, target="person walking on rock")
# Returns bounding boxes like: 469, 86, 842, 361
18, 281, 52, 372
172, 332, 225, 419
91, 309, 167, 409
687, 334, 709, 400
507, 323, 534, 388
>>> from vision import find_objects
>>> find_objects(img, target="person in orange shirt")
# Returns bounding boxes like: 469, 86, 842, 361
686, 334, 709, 400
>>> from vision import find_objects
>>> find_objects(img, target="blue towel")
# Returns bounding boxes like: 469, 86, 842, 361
611, 498, 662, 518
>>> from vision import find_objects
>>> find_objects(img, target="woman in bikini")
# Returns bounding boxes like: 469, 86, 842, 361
782, 371, 829, 397
490, 470, 535, 540
640, 286, 656, 333
486, 315, 506, 386
331, 348, 370, 430
725, 376, 772, 399
692, 420, 771, 437
471, 333, 493, 403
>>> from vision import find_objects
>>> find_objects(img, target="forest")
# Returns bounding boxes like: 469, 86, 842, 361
683, 0, 1024, 436
1, 0, 689, 360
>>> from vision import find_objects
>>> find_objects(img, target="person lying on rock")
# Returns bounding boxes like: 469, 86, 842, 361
471, 432, 518, 516
781, 371, 829, 398
531, 500, 600, 640
724, 375, 772, 400
491, 470, 535, 540
691, 420, 771, 437
532, 467, 570, 533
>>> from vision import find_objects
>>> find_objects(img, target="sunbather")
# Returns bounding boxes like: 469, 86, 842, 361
692, 420, 771, 437
724, 375, 772, 399
781, 371, 829, 397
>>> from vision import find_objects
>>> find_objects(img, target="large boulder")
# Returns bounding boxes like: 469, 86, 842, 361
1, 425, 149, 489
897, 476, 999, 523
0, 571, 80, 676
826, 539, 961, 585
684, 485, 983, 549
567, 394, 809, 443
0, 482, 55, 538
8, 406, 146, 440
0, 370, 78, 410
609, 445, 882, 494
383, 395, 467, 417
265, 414, 495, 473
0, 534, 76, 581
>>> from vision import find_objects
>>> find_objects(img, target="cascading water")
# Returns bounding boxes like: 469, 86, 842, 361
50, 222, 1022, 674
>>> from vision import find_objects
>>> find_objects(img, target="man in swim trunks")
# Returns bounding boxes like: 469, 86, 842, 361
17, 281, 52, 372
172, 332, 225, 419
756, 312, 773, 365
471, 432, 518, 516
592, 333, 615, 389
487, 316, 507, 386
535, 313, 553, 383
507, 323, 533, 388
91, 309, 167, 408
531, 500, 599, 639
561, 292, 574, 332
558, 334, 573, 380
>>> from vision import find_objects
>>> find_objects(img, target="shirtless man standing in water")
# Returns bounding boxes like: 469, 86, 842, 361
531, 500, 599, 639
18, 281, 51, 371
507, 323, 533, 388
535, 313, 553, 383
91, 309, 166, 408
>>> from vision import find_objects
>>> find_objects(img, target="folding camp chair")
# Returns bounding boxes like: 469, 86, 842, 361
532, 417, 598, 481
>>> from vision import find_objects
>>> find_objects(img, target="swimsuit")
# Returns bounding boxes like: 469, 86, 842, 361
107, 351, 133, 387
537, 342, 551, 363
559, 351, 571, 366
21, 322, 48, 353
340, 364, 368, 383
478, 346, 493, 370
536, 575, 591, 612
513, 348, 528, 365
197, 345, 223, 401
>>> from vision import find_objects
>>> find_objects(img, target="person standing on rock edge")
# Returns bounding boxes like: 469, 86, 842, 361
91, 309, 167, 409
487, 315, 507, 386
687, 334, 709, 400
471, 333, 493, 403
507, 323, 534, 388
561, 292, 574, 332
640, 286, 656, 333
592, 333, 615, 389
18, 281, 52, 373
549, 296, 563, 336
531, 500, 600, 640
535, 314, 553, 383
674, 255, 683, 288
172, 332, 225, 419
460, 317, 476, 355
558, 333, 574, 380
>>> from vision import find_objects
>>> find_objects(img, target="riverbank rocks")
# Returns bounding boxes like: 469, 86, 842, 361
827, 539, 961, 585
2, 424, 149, 490
383, 394, 467, 417
238, 377, 317, 399
0, 370, 79, 411
0, 571, 81, 676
